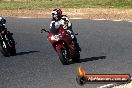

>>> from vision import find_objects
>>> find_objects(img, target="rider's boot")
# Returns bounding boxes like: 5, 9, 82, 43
72, 36, 81, 52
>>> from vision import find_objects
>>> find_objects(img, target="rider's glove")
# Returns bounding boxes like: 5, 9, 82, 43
63, 21, 69, 29
71, 35, 74, 39
63, 25, 68, 29
66, 30, 74, 39
66, 30, 72, 34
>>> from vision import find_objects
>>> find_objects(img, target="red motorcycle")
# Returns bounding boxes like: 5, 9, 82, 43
41, 25, 80, 65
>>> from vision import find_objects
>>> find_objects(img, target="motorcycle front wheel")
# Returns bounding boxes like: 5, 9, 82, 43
57, 48, 68, 65
0, 42, 10, 57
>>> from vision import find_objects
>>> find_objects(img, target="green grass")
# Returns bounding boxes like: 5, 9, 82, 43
0, 0, 132, 9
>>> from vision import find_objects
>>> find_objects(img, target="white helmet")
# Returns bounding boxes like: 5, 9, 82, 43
51, 9, 62, 21
0, 16, 6, 25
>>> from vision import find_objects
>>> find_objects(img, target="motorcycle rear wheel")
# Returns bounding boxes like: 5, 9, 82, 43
10, 46, 16, 56
72, 52, 80, 63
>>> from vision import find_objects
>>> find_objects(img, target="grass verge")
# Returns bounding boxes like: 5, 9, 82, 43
0, 0, 132, 10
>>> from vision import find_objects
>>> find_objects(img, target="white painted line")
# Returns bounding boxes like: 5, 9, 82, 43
92, 19, 107, 21
112, 20, 122, 22
71, 18, 82, 19
128, 20, 132, 23
3, 16, 33, 18
17, 16, 33, 18
3, 16, 132, 23
97, 84, 115, 88
97, 78, 132, 88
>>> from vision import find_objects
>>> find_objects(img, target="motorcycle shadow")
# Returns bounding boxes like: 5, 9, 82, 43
68, 56, 106, 65
80, 56, 106, 62
16, 51, 40, 56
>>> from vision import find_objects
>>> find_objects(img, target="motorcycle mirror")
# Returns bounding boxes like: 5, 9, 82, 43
75, 33, 78, 35
41, 29, 49, 33
41, 29, 48, 33
41, 29, 44, 33
10, 33, 13, 35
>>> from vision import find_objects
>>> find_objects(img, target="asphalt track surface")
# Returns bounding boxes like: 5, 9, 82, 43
0, 17, 132, 88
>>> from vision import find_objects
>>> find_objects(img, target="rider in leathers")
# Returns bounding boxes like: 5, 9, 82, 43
0, 16, 14, 42
50, 9, 81, 52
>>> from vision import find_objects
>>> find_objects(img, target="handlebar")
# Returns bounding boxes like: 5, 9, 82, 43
41, 29, 50, 33
41, 28, 79, 36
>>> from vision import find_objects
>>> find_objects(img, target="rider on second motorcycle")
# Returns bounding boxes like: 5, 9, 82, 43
0, 17, 7, 34
0, 16, 14, 41
50, 9, 81, 52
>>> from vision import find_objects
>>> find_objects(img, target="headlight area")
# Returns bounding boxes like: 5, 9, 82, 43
50, 34, 62, 41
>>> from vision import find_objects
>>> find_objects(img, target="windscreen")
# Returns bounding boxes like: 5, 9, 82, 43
50, 27, 59, 35
50, 25, 63, 35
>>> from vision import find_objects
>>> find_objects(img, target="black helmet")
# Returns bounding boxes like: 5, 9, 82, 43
51, 9, 62, 21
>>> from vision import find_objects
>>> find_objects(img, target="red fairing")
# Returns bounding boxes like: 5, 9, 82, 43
48, 26, 73, 50
47, 26, 77, 58
42, 24, 80, 64
55, 43, 64, 52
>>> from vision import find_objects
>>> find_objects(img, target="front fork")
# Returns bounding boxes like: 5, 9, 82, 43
56, 43, 69, 60
1, 34, 15, 48
0, 35, 7, 48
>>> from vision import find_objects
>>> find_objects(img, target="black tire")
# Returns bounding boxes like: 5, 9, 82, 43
76, 76, 87, 85
73, 52, 80, 63
8, 37, 16, 56
0, 43, 10, 57
10, 46, 16, 56
57, 48, 68, 65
